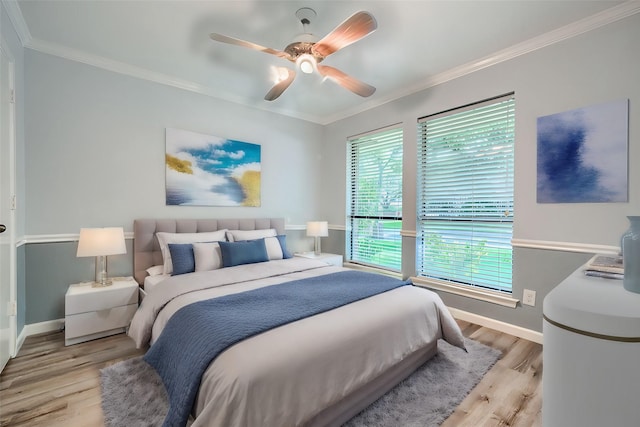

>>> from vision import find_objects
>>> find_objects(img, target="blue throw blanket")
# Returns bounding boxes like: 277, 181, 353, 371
144, 270, 411, 427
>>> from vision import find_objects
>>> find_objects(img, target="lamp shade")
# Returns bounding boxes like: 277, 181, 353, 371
76, 227, 126, 257
306, 221, 329, 237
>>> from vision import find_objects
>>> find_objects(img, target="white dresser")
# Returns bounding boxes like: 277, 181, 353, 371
65, 277, 138, 346
543, 265, 640, 427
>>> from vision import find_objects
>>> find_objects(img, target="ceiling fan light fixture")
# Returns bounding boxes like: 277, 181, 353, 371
210, 9, 377, 99
298, 55, 315, 74
271, 66, 291, 83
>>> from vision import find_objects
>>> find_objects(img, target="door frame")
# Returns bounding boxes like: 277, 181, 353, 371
1, 36, 17, 364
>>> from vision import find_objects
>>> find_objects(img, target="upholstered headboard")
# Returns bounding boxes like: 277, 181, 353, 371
133, 218, 285, 285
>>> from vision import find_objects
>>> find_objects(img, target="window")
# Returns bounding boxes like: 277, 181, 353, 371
347, 125, 403, 272
416, 94, 515, 293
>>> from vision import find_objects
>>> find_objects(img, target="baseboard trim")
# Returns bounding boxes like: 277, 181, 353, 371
448, 307, 543, 344
23, 319, 65, 337
16, 328, 26, 356
15, 319, 65, 355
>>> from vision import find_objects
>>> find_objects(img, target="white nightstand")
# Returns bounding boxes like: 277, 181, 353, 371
295, 252, 343, 267
65, 277, 139, 346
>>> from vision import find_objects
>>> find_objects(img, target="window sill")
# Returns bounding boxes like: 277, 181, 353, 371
343, 262, 403, 280
410, 276, 519, 308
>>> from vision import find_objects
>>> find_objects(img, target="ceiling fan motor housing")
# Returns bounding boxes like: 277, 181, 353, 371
285, 35, 324, 63
285, 8, 324, 63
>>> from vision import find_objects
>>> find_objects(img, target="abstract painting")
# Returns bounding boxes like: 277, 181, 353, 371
537, 99, 628, 203
165, 128, 261, 206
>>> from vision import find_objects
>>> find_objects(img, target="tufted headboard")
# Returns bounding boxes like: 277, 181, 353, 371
133, 218, 285, 285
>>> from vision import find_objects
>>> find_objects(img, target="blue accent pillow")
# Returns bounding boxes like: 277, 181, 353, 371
168, 243, 195, 276
219, 239, 269, 267
276, 235, 293, 259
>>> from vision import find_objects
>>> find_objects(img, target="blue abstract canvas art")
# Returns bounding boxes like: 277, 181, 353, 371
537, 99, 628, 203
165, 128, 261, 206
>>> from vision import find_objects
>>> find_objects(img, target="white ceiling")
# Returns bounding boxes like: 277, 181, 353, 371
9, 0, 636, 124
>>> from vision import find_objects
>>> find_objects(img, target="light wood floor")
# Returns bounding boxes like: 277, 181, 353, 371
0, 320, 542, 427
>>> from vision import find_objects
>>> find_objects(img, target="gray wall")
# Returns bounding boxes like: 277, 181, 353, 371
25, 230, 312, 324
21, 50, 324, 325
25, 240, 133, 324
322, 13, 640, 332
25, 52, 325, 234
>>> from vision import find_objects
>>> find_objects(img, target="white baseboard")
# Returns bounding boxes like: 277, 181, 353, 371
16, 328, 27, 355
448, 307, 543, 344
23, 319, 64, 337
15, 319, 65, 355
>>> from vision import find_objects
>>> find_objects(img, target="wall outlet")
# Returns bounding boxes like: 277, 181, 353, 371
523, 289, 536, 307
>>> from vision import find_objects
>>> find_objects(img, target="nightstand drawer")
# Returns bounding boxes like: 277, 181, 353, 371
65, 303, 138, 340
65, 282, 137, 315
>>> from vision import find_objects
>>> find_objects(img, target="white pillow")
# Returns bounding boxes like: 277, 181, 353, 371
193, 242, 223, 272
156, 230, 227, 274
264, 236, 283, 260
146, 265, 164, 277
226, 228, 277, 242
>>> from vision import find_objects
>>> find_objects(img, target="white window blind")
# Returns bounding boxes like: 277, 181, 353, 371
416, 94, 515, 292
347, 125, 403, 272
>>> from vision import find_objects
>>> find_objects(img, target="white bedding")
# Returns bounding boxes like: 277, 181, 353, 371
129, 258, 465, 427
143, 273, 169, 292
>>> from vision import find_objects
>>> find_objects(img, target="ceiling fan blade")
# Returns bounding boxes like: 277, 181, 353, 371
312, 11, 377, 58
210, 33, 291, 60
317, 65, 375, 97
264, 69, 297, 101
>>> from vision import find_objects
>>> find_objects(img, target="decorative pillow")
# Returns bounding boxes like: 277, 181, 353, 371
192, 242, 223, 272
219, 239, 269, 267
226, 228, 277, 242
156, 230, 227, 274
146, 265, 164, 277
168, 243, 195, 276
262, 235, 293, 260
263, 236, 284, 260
276, 235, 293, 259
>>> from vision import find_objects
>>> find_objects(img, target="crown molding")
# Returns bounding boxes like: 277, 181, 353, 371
6, 1, 640, 125
423, 1, 640, 87
23, 38, 323, 124
319, 0, 640, 125
27, 38, 209, 93
2, 0, 32, 46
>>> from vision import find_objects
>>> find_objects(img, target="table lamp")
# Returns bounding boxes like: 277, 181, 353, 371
306, 221, 328, 256
76, 227, 126, 287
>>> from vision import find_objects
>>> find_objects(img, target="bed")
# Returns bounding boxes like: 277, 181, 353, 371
128, 218, 465, 427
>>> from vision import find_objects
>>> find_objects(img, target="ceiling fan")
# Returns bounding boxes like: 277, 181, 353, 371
210, 8, 377, 101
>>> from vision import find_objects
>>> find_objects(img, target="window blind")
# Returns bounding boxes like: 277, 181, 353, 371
347, 124, 403, 272
416, 94, 515, 292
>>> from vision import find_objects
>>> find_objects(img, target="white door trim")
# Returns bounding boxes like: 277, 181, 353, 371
0, 36, 17, 364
